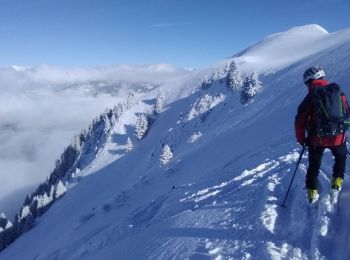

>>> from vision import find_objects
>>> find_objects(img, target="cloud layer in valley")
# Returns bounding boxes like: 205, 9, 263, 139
0, 64, 189, 218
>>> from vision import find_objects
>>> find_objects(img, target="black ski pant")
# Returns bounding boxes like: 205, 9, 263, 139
306, 142, 347, 190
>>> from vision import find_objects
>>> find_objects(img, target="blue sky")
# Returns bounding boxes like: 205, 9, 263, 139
0, 0, 350, 68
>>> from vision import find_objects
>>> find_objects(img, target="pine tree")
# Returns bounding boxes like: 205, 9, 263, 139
126, 92, 136, 109
113, 103, 125, 119
29, 200, 39, 218
24, 195, 30, 206
213, 68, 226, 82
50, 185, 55, 199
160, 145, 173, 165
154, 92, 164, 114
226, 60, 243, 93
19, 212, 35, 233
55, 180, 67, 199
72, 134, 82, 151
0, 214, 7, 231
34, 192, 52, 210
0, 224, 17, 250
240, 72, 262, 104
201, 76, 212, 90
125, 137, 133, 152
135, 114, 149, 140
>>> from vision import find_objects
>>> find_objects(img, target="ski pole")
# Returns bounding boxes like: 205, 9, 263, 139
281, 144, 306, 207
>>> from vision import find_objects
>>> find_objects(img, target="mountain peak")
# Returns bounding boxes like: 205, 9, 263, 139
234, 24, 330, 73
278, 24, 328, 35
261, 24, 328, 44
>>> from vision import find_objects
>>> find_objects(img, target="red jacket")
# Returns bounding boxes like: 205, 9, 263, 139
295, 79, 349, 147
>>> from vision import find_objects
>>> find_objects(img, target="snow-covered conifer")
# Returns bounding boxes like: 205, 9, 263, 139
125, 137, 133, 152
160, 144, 173, 165
24, 195, 30, 206
0, 214, 7, 230
213, 68, 226, 82
240, 72, 262, 104
201, 76, 212, 90
135, 114, 149, 140
226, 60, 243, 93
72, 133, 83, 152
212, 64, 230, 83
19, 205, 31, 220
34, 192, 52, 209
113, 103, 125, 119
50, 185, 55, 198
99, 109, 114, 133
126, 92, 137, 109
55, 180, 67, 199
154, 92, 164, 114
19, 212, 35, 233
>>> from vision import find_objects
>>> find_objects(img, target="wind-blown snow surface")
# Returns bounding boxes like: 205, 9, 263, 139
2, 24, 350, 259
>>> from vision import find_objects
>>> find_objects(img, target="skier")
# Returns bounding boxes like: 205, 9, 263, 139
295, 66, 350, 203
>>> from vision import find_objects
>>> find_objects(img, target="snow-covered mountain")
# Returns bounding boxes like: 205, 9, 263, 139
1, 24, 350, 259
0, 63, 191, 219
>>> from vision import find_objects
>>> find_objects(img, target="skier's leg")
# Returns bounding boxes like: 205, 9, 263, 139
306, 146, 325, 190
330, 142, 347, 180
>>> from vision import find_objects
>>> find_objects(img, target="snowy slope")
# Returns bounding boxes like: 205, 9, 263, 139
0, 63, 191, 218
235, 24, 329, 73
232, 24, 350, 76
2, 24, 350, 259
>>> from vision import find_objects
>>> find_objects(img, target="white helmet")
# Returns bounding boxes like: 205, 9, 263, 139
303, 66, 325, 83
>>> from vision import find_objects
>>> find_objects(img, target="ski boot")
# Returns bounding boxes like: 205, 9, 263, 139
307, 189, 319, 204
331, 177, 343, 191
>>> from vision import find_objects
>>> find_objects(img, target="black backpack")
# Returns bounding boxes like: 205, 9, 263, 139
310, 83, 349, 137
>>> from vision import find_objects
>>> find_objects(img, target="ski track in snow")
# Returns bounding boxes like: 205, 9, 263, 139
6, 148, 348, 260
138, 149, 349, 260
137, 150, 306, 259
